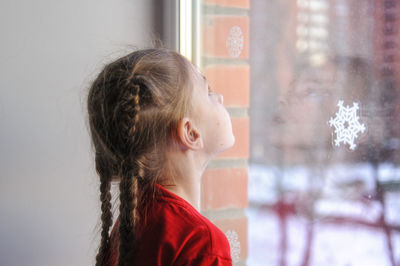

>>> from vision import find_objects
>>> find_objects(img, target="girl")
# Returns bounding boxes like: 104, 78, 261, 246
87, 48, 235, 266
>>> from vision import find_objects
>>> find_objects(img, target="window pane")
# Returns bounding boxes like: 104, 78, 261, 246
249, 0, 400, 266
194, 0, 400, 265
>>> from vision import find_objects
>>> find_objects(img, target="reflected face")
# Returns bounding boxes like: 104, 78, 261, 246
191, 72, 235, 156
270, 67, 336, 149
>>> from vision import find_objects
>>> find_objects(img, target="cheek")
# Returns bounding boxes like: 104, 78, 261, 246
217, 109, 234, 138
222, 108, 233, 129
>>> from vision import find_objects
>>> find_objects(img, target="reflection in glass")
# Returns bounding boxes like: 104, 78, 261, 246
250, 0, 399, 265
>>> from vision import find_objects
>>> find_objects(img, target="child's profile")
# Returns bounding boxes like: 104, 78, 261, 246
87, 48, 235, 265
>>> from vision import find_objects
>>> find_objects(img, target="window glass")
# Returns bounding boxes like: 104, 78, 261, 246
249, 0, 400, 265
194, 0, 400, 265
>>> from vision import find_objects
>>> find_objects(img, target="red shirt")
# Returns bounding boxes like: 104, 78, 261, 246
108, 184, 232, 265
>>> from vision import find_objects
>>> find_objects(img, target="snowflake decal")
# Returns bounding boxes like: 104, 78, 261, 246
329, 100, 366, 150
226, 26, 244, 58
225, 230, 240, 263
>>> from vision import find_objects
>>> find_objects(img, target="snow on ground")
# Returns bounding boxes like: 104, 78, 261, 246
311, 223, 394, 266
247, 207, 400, 266
247, 207, 279, 266
247, 163, 400, 266
386, 192, 400, 225
315, 198, 382, 222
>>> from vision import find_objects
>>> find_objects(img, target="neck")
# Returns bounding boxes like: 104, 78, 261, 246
163, 177, 201, 211
161, 149, 209, 211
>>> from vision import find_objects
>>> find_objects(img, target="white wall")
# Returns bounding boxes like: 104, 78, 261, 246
0, 1, 162, 265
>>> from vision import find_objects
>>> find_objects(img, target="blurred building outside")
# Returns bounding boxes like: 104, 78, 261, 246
249, 0, 400, 265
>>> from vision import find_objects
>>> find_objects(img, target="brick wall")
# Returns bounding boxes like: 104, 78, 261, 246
199, 0, 250, 265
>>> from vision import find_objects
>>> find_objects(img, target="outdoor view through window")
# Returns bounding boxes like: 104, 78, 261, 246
198, 0, 400, 265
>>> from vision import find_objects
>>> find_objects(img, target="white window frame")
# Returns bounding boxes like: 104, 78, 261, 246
179, 0, 201, 66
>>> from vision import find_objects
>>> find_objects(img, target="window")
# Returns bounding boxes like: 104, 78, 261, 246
180, 0, 400, 265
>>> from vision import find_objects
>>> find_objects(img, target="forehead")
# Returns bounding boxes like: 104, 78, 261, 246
190, 67, 208, 88
186, 70, 208, 120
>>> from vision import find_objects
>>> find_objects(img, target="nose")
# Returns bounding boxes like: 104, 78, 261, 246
217, 93, 224, 104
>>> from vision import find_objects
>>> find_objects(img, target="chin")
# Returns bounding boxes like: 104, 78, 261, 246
229, 133, 235, 148
209, 132, 236, 156
220, 134, 236, 153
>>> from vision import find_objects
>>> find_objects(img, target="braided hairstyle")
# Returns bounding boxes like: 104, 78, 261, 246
87, 48, 197, 266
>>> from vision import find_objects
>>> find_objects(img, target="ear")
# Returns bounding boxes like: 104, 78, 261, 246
177, 117, 203, 150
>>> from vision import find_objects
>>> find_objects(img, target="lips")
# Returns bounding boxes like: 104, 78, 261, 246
272, 113, 286, 124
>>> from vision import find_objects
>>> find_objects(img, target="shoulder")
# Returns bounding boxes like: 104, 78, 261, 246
174, 217, 232, 265
155, 199, 231, 264
107, 190, 232, 266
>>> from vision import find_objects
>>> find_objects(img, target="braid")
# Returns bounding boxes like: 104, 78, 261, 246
118, 171, 137, 266
118, 78, 142, 266
118, 165, 144, 266
95, 155, 113, 266
130, 177, 139, 225
120, 86, 140, 135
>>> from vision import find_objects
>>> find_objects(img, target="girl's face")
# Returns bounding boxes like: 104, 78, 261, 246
191, 72, 235, 156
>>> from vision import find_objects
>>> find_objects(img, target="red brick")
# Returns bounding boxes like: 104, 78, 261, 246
212, 216, 248, 260
205, 65, 250, 107
202, 16, 249, 59
201, 168, 248, 210
203, 0, 250, 9
217, 117, 249, 159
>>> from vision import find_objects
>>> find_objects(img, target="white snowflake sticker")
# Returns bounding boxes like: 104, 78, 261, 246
329, 100, 366, 150
226, 26, 244, 58
225, 230, 240, 263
